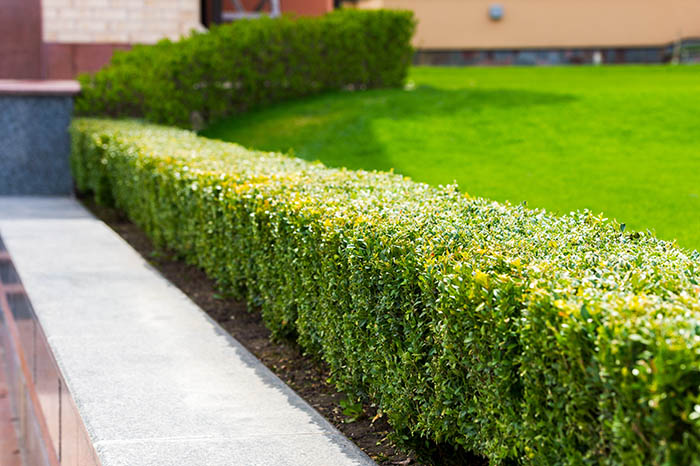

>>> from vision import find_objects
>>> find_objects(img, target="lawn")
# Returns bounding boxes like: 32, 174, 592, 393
202, 66, 700, 250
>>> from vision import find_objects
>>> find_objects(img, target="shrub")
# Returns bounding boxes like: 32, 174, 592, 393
75, 9, 416, 128
71, 118, 700, 465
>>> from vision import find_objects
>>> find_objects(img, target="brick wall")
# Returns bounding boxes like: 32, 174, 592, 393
0, 0, 42, 78
281, 0, 333, 16
226, 0, 332, 16
40, 0, 202, 78
42, 0, 202, 44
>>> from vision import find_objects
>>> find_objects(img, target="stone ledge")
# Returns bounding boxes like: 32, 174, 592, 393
0, 80, 80, 96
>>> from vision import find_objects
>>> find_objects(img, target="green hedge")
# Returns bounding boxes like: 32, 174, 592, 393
75, 9, 415, 128
71, 118, 700, 465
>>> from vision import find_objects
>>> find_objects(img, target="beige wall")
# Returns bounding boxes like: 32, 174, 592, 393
360, 0, 700, 49
42, 0, 202, 44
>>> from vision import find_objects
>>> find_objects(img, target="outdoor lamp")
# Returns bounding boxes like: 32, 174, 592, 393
489, 4, 504, 21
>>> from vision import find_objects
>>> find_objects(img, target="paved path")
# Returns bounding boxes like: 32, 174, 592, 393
0, 197, 374, 466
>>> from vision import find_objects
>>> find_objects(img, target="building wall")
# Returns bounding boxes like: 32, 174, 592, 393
281, 0, 333, 16
223, 0, 333, 16
43, 43, 133, 79
0, 0, 42, 79
42, 0, 201, 44
361, 0, 700, 49
39, 0, 201, 78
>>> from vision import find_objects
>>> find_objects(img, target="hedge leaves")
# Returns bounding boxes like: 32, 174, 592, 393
71, 118, 700, 464
75, 10, 416, 129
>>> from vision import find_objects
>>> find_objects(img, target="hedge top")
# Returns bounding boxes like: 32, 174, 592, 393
73, 118, 700, 294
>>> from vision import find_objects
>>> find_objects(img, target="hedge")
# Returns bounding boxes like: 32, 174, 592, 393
71, 118, 700, 465
75, 9, 415, 128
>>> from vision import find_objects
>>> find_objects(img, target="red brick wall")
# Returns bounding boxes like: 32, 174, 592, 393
0, 0, 42, 78
44, 44, 132, 80
224, 0, 332, 16
281, 0, 333, 16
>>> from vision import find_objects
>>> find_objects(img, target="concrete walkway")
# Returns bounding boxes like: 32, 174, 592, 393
0, 197, 374, 466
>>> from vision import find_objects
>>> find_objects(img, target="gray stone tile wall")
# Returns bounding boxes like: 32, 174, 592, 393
0, 95, 73, 195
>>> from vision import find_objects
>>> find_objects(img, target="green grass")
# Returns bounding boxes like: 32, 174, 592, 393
202, 66, 700, 250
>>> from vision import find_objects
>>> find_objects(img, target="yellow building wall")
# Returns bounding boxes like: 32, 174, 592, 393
358, 0, 700, 49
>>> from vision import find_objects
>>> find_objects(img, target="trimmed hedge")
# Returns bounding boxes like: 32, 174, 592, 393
75, 9, 415, 128
71, 118, 700, 465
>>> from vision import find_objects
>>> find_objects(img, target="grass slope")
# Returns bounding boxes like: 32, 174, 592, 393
202, 66, 700, 250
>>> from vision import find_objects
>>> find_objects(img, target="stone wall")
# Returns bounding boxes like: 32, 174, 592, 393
0, 81, 80, 195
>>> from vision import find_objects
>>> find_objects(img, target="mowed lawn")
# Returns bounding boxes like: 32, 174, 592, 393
202, 66, 700, 250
